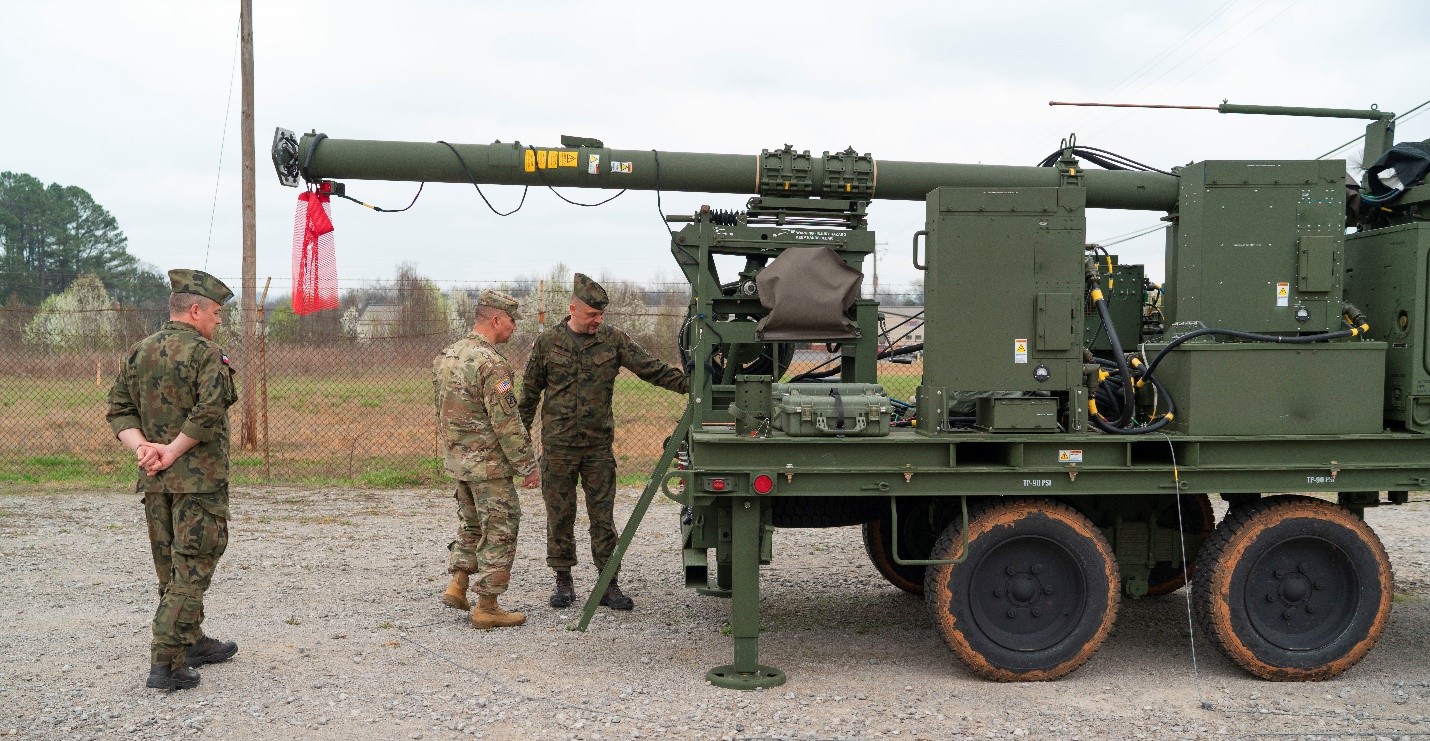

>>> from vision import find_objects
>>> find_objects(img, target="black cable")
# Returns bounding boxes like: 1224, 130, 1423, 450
522, 145, 627, 207
437, 140, 529, 216
1143, 325, 1363, 379
335, 182, 425, 212
1091, 280, 1136, 426
1035, 145, 1175, 176
787, 311, 926, 382
653, 149, 676, 240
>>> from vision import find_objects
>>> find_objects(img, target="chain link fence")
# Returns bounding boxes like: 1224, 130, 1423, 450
0, 277, 923, 489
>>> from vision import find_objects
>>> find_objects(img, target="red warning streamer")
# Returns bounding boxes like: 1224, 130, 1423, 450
292, 191, 338, 315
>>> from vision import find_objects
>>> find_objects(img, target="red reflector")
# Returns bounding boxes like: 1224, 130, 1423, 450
711, 479, 726, 491
752, 474, 774, 494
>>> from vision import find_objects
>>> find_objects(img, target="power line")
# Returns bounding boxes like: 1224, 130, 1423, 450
202, 18, 241, 271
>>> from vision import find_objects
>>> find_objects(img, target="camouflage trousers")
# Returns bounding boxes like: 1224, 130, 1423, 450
143, 486, 229, 670
540, 443, 618, 574
448, 478, 520, 596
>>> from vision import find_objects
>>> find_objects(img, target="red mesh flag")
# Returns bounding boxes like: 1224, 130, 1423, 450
292, 190, 338, 315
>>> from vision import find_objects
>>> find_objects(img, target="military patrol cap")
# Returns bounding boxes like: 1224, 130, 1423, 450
477, 288, 521, 319
572, 273, 609, 310
168, 269, 233, 305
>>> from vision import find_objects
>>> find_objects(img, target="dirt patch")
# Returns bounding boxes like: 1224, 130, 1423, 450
3, 489, 1430, 740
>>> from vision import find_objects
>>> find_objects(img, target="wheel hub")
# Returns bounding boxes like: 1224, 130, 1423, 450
1244, 537, 1357, 652
969, 538, 1084, 652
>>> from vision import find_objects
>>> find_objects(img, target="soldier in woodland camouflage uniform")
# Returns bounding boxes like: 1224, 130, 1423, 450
435, 289, 541, 629
519, 273, 688, 610
106, 269, 240, 691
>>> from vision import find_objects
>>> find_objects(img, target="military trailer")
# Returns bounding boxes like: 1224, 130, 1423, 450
271, 102, 1430, 688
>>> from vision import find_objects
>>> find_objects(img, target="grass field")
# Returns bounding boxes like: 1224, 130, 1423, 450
0, 358, 921, 489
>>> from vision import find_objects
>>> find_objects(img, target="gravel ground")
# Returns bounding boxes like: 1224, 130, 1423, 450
3, 487, 1430, 740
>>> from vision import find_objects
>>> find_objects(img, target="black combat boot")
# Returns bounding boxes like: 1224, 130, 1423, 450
599, 577, 635, 610
549, 570, 575, 608
185, 636, 239, 667
146, 663, 201, 690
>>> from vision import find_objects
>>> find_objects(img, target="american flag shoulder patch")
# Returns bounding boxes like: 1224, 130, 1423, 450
496, 378, 512, 394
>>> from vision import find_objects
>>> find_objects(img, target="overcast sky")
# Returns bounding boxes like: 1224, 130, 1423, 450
4, 0, 1429, 299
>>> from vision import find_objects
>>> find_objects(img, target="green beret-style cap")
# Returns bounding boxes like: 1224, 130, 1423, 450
478, 288, 521, 319
168, 269, 233, 305
572, 273, 608, 310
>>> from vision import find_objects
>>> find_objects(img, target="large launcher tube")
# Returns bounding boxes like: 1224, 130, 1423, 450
275, 129, 1179, 212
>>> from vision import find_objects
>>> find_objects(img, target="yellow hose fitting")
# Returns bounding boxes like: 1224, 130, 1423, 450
1090, 288, 1104, 302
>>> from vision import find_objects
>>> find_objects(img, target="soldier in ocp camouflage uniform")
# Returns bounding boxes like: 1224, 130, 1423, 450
106, 269, 240, 691
435, 289, 541, 629
519, 273, 689, 610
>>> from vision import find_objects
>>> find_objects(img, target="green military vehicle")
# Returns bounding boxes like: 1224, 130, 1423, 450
272, 102, 1430, 688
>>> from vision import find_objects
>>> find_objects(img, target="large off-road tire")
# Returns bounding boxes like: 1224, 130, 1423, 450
924, 499, 1120, 681
863, 513, 931, 597
1144, 493, 1216, 597
1192, 495, 1393, 681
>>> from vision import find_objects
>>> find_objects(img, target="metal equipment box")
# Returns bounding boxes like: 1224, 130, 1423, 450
1166, 160, 1347, 334
917, 185, 1086, 432
771, 383, 890, 437
1143, 341, 1386, 435
1085, 258, 1147, 352
975, 396, 1060, 432
1345, 222, 1430, 432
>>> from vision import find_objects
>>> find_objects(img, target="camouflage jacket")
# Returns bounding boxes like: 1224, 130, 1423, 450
106, 321, 238, 493
434, 332, 537, 480
519, 321, 689, 447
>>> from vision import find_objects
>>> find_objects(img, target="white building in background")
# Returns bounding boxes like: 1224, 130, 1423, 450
878, 305, 924, 346
354, 303, 401, 341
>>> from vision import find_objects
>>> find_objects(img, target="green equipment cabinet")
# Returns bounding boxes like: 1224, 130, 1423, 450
1346, 222, 1430, 431
271, 102, 1429, 689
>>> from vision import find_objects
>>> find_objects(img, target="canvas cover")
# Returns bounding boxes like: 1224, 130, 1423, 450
754, 246, 862, 340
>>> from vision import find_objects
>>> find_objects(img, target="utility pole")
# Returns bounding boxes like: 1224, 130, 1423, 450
239, 0, 258, 450
872, 240, 887, 302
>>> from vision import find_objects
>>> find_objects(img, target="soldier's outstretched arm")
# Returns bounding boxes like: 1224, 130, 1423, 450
618, 331, 689, 395
483, 358, 538, 477
518, 337, 548, 430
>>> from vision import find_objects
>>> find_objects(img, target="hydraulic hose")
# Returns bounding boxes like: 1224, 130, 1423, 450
1142, 319, 1370, 380
1089, 278, 1136, 426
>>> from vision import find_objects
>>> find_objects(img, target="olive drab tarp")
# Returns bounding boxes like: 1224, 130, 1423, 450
754, 246, 863, 341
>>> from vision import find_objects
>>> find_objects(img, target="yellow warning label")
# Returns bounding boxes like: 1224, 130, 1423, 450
557, 151, 578, 168
537, 150, 550, 169
523, 150, 535, 172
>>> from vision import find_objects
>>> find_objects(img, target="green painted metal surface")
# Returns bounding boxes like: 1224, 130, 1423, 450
1346, 223, 1430, 430
270, 111, 1430, 686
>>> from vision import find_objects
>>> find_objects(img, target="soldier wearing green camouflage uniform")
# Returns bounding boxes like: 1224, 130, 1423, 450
519, 273, 688, 610
106, 269, 240, 691
435, 289, 540, 629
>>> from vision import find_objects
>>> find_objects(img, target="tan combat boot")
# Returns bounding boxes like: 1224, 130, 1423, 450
440, 571, 470, 611
470, 594, 526, 629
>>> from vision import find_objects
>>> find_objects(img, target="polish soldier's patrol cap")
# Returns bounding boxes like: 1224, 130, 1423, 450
477, 288, 521, 320
572, 273, 609, 310
168, 269, 234, 305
